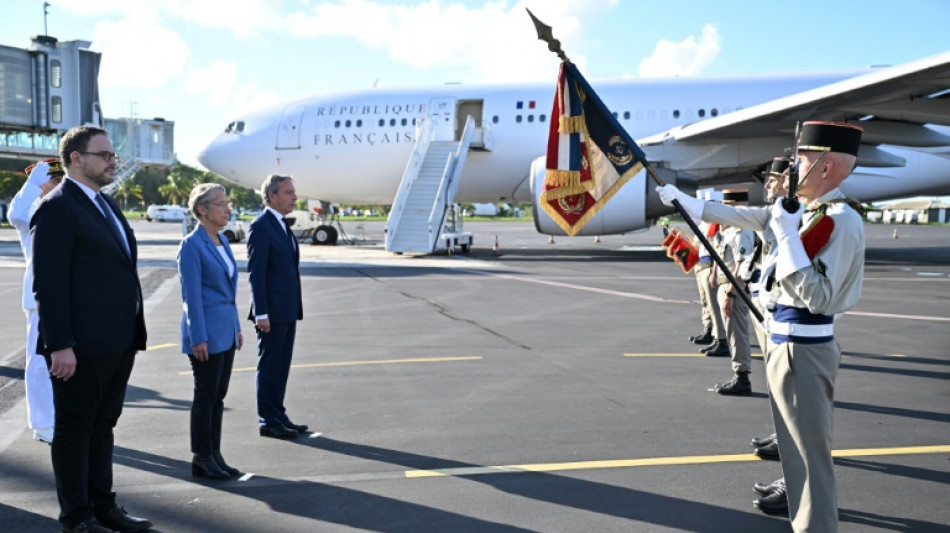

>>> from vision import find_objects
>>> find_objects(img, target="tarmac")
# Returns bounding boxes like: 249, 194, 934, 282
0, 218, 947, 532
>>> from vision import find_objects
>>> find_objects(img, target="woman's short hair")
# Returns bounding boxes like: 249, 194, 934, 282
260, 174, 293, 205
188, 183, 226, 219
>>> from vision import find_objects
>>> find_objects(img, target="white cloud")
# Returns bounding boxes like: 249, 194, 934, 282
92, 15, 192, 90
282, 0, 615, 83
186, 60, 238, 106
638, 24, 721, 78
231, 81, 282, 116
167, 0, 284, 37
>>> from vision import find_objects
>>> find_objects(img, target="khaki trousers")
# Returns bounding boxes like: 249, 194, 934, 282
696, 267, 724, 339
767, 339, 840, 533
718, 286, 751, 373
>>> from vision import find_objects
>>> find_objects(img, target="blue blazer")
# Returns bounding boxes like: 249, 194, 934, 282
178, 226, 241, 355
246, 211, 302, 323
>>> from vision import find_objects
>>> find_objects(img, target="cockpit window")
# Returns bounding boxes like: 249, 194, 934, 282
225, 121, 246, 134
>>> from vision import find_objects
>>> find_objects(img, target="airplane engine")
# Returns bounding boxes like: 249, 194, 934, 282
528, 156, 676, 236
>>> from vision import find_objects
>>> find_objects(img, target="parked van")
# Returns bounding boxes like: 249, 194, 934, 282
147, 204, 187, 222
182, 211, 246, 243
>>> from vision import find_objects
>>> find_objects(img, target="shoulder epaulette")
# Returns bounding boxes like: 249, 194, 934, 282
800, 212, 835, 259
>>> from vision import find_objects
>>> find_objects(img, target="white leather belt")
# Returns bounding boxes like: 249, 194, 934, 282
769, 322, 834, 337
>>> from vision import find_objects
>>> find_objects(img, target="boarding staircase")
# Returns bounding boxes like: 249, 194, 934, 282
385, 115, 478, 254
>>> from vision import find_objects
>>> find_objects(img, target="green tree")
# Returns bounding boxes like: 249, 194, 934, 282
0, 170, 26, 200
158, 164, 198, 205
113, 180, 144, 210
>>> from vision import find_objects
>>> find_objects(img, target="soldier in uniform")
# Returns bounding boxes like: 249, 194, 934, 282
9, 159, 64, 444
710, 192, 756, 395
746, 157, 792, 462
658, 121, 865, 532
687, 191, 723, 350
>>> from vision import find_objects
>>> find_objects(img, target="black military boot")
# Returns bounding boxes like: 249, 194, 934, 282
754, 482, 789, 515
750, 433, 777, 448
702, 340, 730, 357
689, 326, 713, 345
753, 477, 785, 496
754, 440, 780, 460
715, 372, 751, 395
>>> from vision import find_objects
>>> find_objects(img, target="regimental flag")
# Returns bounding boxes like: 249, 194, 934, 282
661, 229, 699, 274
542, 61, 649, 236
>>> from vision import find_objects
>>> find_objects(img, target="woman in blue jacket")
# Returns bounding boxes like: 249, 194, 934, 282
178, 184, 244, 479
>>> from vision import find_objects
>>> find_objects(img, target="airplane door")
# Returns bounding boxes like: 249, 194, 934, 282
276, 102, 306, 149
428, 97, 456, 142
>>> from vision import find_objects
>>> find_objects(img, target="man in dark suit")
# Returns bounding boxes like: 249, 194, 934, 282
31, 126, 153, 533
247, 174, 307, 439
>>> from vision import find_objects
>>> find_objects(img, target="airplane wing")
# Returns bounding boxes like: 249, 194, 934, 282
638, 50, 950, 156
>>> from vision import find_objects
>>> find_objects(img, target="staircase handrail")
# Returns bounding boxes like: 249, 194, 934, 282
385, 118, 435, 250
426, 115, 476, 251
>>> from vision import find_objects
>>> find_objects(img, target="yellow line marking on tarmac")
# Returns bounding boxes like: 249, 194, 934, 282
404, 445, 950, 478
179, 356, 483, 375
145, 343, 177, 352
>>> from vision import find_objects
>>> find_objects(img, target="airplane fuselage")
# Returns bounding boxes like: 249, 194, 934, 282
200, 71, 877, 204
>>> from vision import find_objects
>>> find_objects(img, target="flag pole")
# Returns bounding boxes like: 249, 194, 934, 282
527, 9, 763, 323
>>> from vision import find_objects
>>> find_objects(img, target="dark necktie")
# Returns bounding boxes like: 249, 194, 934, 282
95, 193, 130, 258
281, 217, 297, 249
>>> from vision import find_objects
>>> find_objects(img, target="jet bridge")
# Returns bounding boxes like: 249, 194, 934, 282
0, 35, 103, 159
103, 117, 176, 185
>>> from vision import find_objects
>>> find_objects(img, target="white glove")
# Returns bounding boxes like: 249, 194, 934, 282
27, 161, 51, 186
655, 185, 704, 220
769, 201, 810, 280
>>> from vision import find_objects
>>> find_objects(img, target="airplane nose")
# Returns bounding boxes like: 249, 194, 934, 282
197, 136, 232, 176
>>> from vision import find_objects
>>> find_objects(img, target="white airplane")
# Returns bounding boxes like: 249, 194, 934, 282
198, 50, 950, 241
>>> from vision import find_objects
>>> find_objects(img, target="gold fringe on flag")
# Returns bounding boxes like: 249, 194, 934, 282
559, 115, 586, 134
543, 169, 581, 189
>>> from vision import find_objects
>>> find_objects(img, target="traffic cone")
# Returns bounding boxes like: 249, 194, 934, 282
548, 234, 555, 244
492, 235, 501, 256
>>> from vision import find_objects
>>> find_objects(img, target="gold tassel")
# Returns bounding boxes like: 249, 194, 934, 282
559, 115, 586, 134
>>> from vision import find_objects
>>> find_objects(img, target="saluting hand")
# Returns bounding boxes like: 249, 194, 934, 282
49, 348, 77, 381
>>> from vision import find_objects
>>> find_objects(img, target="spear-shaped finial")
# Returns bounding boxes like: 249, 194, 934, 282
526, 8, 569, 62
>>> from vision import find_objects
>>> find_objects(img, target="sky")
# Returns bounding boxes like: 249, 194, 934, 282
2, 0, 949, 170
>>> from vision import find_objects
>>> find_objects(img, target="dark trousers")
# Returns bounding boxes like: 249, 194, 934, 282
189, 346, 235, 456
256, 320, 297, 426
46, 350, 135, 528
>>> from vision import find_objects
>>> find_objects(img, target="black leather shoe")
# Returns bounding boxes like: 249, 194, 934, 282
63, 519, 115, 533
754, 440, 780, 460
750, 433, 777, 448
95, 506, 153, 532
703, 341, 730, 357
191, 454, 230, 479
699, 339, 720, 353
260, 424, 299, 439
284, 421, 309, 433
715, 375, 751, 395
689, 330, 713, 345
753, 477, 785, 496
754, 484, 789, 515
212, 450, 243, 477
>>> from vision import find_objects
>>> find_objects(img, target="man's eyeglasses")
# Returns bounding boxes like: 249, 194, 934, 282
207, 202, 231, 209
80, 151, 120, 162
